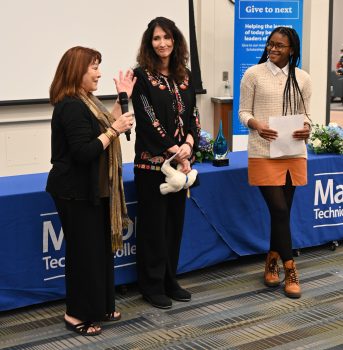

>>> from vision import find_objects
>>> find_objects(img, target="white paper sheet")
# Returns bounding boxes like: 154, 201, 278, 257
269, 115, 304, 158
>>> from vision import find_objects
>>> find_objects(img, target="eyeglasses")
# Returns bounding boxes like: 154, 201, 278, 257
266, 42, 291, 50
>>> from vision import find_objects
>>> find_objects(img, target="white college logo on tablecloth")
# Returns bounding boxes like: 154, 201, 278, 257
313, 173, 343, 228
40, 201, 138, 282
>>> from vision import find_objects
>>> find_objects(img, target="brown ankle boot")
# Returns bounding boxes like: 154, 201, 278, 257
264, 251, 280, 287
283, 260, 301, 298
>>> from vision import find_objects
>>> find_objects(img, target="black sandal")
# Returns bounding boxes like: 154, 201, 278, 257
103, 311, 121, 322
65, 319, 102, 336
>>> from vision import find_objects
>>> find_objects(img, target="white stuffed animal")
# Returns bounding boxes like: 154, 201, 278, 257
160, 154, 198, 195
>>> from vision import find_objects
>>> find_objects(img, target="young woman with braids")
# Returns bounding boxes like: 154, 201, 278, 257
239, 27, 312, 298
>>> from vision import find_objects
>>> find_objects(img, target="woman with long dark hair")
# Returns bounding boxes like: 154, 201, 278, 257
239, 27, 312, 298
132, 17, 201, 309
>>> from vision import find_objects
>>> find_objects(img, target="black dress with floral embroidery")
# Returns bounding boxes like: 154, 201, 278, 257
132, 67, 201, 171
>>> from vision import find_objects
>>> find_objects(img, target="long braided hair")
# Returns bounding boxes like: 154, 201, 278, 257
259, 27, 309, 119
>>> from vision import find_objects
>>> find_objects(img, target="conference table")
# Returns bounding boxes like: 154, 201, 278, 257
0, 151, 342, 311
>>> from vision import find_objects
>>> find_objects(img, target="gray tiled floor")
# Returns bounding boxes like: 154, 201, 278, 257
1, 244, 343, 349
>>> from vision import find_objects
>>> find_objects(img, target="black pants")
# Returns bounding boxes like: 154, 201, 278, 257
53, 197, 115, 321
259, 172, 296, 262
134, 169, 187, 296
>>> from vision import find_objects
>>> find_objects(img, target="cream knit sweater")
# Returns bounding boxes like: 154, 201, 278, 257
239, 62, 312, 158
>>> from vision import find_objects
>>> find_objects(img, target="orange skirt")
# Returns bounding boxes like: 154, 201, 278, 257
248, 158, 307, 186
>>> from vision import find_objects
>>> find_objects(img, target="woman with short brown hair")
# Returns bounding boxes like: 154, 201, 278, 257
47, 46, 136, 335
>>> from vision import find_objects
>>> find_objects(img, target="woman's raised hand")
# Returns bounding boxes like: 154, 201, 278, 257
113, 69, 137, 98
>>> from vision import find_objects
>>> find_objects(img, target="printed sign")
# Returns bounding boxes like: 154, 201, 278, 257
233, 0, 304, 137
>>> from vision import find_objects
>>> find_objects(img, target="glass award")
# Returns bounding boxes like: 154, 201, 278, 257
213, 120, 229, 166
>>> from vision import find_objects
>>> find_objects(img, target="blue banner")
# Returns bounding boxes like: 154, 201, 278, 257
233, 0, 304, 137
1, 153, 342, 311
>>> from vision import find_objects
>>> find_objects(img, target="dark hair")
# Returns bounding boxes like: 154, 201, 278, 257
49, 46, 102, 105
259, 27, 308, 118
136, 17, 189, 83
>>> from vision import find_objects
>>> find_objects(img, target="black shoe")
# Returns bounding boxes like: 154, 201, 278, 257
64, 319, 102, 336
103, 311, 121, 322
167, 288, 191, 302
143, 294, 172, 309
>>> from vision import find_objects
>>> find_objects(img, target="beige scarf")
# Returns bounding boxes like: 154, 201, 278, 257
80, 93, 131, 252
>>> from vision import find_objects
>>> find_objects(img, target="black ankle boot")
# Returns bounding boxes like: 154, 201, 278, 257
143, 294, 172, 309
167, 287, 191, 302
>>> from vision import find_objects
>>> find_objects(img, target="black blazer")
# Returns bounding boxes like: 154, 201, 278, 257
46, 96, 104, 203
132, 67, 200, 169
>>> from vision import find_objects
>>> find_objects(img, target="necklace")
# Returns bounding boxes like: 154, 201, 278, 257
145, 69, 188, 142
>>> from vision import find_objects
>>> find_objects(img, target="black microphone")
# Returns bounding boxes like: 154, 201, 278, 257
118, 92, 130, 141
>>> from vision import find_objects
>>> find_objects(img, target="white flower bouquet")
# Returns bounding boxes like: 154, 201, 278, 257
308, 122, 343, 155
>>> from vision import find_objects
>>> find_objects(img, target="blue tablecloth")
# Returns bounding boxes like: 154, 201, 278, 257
1, 151, 342, 311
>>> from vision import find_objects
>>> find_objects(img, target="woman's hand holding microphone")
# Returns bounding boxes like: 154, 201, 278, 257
99, 112, 134, 148
110, 112, 134, 136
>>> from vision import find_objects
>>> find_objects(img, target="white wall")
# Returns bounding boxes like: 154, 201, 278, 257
0, 0, 330, 176
194, 0, 234, 138
302, 0, 329, 125
331, 0, 343, 70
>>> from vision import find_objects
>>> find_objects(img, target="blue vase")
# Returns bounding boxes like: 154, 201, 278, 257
213, 121, 229, 166
213, 120, 228, 159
